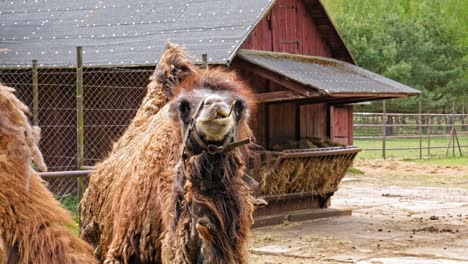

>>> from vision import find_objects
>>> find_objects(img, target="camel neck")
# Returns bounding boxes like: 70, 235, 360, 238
188, 152, 241, 195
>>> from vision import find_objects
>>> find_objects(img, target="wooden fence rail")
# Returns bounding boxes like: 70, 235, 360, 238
354, 111, 467, 159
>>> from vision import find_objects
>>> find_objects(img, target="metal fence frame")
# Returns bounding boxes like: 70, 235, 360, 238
354, 111, 468, 159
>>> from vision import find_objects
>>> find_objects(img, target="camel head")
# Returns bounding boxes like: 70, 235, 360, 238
170, 68, 255, 155
168, 68, 255, 263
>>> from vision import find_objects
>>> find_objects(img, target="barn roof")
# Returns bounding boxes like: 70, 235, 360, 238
237, 49, 420, 101
0, 0, 275, 67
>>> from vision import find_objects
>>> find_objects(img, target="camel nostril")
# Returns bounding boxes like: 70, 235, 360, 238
203, 95, 223, 106
215, 105, 230, 119
215, 107, 228, 119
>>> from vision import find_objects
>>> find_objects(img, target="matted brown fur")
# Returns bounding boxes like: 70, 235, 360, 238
80, 43, 199, 263
162, 77, 255, 262
0, 84, 97, 264
80, 44, 256, 263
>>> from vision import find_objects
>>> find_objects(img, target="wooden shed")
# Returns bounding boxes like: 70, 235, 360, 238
0, 0, 420, 221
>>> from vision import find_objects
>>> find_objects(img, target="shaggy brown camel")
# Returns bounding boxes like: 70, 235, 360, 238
80, 43, 199, 263
0, 84, 97, 264
163, 69, 255, 263
80, 44, 255, 263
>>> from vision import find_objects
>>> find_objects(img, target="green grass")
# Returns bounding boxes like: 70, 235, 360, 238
347, 167, 365, 174
354, 135, 468, 159
58, 196, 80, 234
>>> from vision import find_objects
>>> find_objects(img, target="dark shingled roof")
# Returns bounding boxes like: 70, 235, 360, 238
0, 0, 274, 67
237, 49, 421, 96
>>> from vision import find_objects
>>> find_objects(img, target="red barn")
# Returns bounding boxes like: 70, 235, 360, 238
233, 0, 419, 148
0, 0, 419, 220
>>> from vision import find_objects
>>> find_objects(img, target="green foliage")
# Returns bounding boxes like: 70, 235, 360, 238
59, 195, 80, 234
59, 196, 79, 221
322, 0, 467, 112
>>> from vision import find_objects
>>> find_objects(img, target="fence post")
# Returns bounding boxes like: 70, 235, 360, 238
452, 100, 463, 157
202, 54, 208, 69
32, 60, 39, 126
452, 100, 456, 157
418, 97, 422, 159
76, 47, 84, 169
428, 116, 432, 157
382, 101, 386, 159
76, 47, 84, 231
463, 102, 466, 131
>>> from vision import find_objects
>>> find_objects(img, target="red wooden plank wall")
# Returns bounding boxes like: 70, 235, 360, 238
242, 0, 332, 57
331, 105, 353, 145
268, 83, 296, 146
300, 103, 328, 139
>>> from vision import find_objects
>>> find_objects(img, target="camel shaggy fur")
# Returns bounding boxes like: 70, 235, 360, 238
163, 71, 256, 263
80, 44, 255, 263
0, 84, 97, 264
80, 43, 200, 263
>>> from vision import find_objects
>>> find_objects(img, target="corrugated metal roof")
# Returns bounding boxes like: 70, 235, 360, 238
237, 49, 421, 96
0, 0, 274, 68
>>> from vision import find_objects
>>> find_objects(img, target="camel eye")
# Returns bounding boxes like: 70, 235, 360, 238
178, 99, 190, 114
178, 99, 192, 123
234, 99, 246, 117
179, 66, 188, 73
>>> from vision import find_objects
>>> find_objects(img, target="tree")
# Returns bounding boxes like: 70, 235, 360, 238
323, 0, 467, 113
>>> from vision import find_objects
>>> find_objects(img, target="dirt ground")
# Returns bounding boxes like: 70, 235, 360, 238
249, 159, 468, 263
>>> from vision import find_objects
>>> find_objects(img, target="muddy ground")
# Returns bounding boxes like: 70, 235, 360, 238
249, 159, 468, 264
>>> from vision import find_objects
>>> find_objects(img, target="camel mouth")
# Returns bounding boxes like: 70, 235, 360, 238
199, 116, 230, 124
199, 108, 229, 122
195, 115, 234, 142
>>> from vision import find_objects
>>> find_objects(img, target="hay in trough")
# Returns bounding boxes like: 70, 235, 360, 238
271, 137, 345, 151
251, 138, 357, 196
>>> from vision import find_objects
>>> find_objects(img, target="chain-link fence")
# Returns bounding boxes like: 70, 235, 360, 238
0, 66, 153, 170
0, 52, 154, 216
82, 67, 151, 166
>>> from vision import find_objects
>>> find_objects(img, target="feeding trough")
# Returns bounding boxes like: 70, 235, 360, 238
249, 145, 361, 226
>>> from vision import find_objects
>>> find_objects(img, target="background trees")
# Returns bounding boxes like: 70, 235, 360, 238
322, 0, 467, 113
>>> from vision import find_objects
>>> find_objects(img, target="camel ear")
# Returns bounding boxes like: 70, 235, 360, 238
164, 41, 177, 50
153, 43, 197, 98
